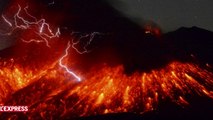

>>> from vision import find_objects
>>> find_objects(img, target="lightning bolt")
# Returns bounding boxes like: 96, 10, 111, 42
2, 5, 102, 52
1, 5, 81, 81
1, 5, 105, 82
1, 5, 60, 47
58, 32, 103, 81
71, 32, 102, 54
1, 15, 12, 27
59, 41, 81, 81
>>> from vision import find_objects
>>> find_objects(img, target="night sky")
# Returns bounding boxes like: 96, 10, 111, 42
0, 0, 213, 32
0, 0, 213, 50
109, 0, 213, 32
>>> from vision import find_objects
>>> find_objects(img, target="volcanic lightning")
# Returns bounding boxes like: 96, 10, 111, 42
1, 15, 12, 27
71, 32, 102, 54
1, 5, 81, 81
1, 5, 60, 47
59, 41, 81, 81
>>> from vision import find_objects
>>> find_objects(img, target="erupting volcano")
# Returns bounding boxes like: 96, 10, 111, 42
0, 0, 212, 120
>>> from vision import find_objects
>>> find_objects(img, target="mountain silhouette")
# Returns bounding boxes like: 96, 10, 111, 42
164, 26, 213, 65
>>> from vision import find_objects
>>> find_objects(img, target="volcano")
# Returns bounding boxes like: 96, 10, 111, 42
0, 0, 212, 120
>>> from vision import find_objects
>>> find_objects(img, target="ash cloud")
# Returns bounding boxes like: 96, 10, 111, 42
0, 0, 181, 73
1, 0, 211, 73
46, 0, 170, 73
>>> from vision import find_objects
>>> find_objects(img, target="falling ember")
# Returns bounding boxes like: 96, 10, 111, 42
95, 93, 105, 106
178, 96, 189, 105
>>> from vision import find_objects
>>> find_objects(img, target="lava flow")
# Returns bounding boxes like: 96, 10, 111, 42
0, 2, 213, 120
0, 56, 212, 119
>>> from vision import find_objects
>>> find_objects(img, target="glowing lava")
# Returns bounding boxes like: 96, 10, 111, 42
0, 59, 212, 119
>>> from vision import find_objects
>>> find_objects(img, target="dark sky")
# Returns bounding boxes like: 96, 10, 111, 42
1, 0, 213, 32
108, 0, 213, 32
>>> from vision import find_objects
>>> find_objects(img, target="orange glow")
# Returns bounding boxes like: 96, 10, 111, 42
0, 58, 212, 118
144, 24, 162, 36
